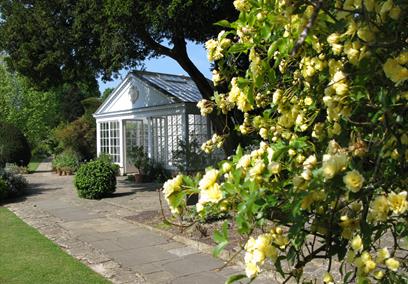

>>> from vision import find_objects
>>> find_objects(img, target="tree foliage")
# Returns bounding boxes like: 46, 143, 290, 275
0, 0, 236, 93
164, 0, 408, 283
0, 0, 239, 153
0, 60, 60, 148
0, 121, 31, 167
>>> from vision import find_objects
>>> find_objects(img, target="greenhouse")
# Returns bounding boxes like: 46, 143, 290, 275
93, 71, 212, 175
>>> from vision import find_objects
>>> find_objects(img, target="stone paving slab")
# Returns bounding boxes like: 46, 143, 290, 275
3, 162, 243, 283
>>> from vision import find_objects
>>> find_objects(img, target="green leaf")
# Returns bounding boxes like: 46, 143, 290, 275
228, 43, 251, 54
213, 240, 228, 257
213, 221, 229, 257
225, 274, 247, 284
214, 221, 229, 243
214, 20, 231, 28
236, 145, 243, 157
260, 24, 271, 40
344, 271, 354, 283
274, 256, 285, 277
267, 41, 279, 60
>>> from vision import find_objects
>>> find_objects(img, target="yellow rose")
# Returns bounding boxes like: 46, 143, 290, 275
322, 153, 348, 179
204, 183, 223, 203
233, 0, 251, 12
245, 237, 256, 251
237, 92, 253, 112
163, 175, 183, 198
397, 51, 408, 65
212, 70, 221, 85
323, 272, 334, 284
196, 202, 204, 212
249, 160, 266, 178
327, 33, 341, 45
245, 261, 260, 278
343, 170, 365, 192
385, 257, 400, 272
357, 25, 375, 42
259, 128, 268, 140
388, 191, 407, 215
272, 89, 283, 105
370, 195, 389, 222
383, 58, 408, 85
198, 169, 219, 191
322, 158, 337, 179
351, 234, 363, 251
268, 161, 281, 174
376, 247, 390, 264
303, 154, 317, 169
237, 154, 251, 169
331, 43, 343, 55
304, 96, 313, 106
373, 270, 384, 280
354, 251, 376, 274
221, 162, 232, 173
252, 249, 265, 264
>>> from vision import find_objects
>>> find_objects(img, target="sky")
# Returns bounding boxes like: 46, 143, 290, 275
98, 41, 212, 94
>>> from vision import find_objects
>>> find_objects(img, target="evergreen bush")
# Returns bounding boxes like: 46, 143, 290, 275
0, 121, 31, 167
74, 159, 116, 199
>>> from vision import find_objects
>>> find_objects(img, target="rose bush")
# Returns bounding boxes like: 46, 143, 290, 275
164, 0, 407, 283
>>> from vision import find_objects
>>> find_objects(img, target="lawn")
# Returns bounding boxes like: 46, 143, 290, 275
0, 207, 111, 284
27, 155, 42, 173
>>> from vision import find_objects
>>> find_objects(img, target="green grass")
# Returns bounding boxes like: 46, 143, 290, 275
27, 155, 43, 173
0, 207, 111, 284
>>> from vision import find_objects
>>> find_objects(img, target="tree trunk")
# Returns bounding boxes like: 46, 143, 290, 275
170, 39, 238, 155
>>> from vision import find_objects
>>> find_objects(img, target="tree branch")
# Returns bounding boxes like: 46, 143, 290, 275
138, 29, 173, 57
291, 0, 323, 56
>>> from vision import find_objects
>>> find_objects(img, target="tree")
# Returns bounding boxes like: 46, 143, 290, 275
163, 0, 408, 283
101, 88, 114, 102
0, 59, 60, 148
0, 0, 238, 152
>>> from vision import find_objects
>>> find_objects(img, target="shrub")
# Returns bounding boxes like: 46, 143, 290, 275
0, 179, 8, 200
97, 154, 119, 175
52, 151, 80, 174
0, 121, 31, 167
53, 114, 96, 160
74, 159, 116, 199
4, 163, 29, 175
0, 169, 28, 200
164, 1, 408, 283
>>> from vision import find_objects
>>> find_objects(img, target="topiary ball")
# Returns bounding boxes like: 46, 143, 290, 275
74, 160, 116, 199
0, 121, 31, 167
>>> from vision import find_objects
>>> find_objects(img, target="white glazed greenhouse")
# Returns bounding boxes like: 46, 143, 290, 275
93, 71, 212, 175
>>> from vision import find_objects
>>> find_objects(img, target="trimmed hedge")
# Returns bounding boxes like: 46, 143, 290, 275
0, 122, 31, 167
74, 160, 116, 199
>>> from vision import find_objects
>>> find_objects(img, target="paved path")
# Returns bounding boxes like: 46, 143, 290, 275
4, 161, 249, 284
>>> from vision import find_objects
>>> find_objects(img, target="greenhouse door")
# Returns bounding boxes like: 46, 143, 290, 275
124, 120, 146, 173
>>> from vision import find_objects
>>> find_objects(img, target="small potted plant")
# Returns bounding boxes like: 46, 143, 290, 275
129, 146, 149, 183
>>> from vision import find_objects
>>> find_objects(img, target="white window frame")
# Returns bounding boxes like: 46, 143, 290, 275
100, 121, 120, 163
